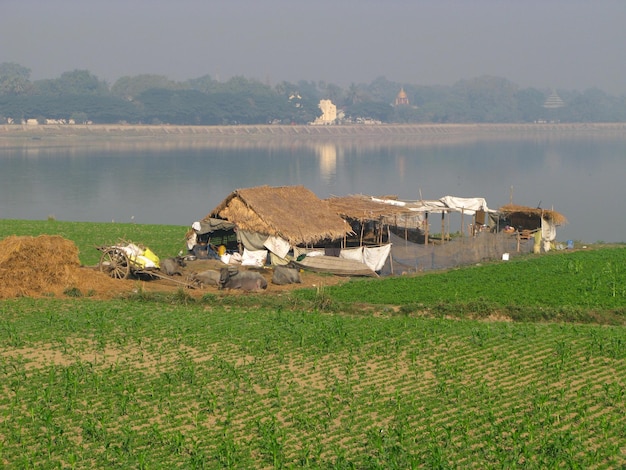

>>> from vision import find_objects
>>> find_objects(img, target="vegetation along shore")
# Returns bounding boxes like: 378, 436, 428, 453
0, 219, 624, 468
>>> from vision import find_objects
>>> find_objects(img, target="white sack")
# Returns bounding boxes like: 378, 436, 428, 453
241, 248, 267, 267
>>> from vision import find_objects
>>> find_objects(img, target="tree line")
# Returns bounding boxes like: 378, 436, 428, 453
1, 62, 625, 125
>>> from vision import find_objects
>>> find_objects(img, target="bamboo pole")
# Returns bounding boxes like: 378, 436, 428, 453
461, 208, 465, 237
441, 212, 445, 243
360, 222, 364, 246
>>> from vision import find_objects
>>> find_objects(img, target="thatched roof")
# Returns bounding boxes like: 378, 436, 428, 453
498, 204, 567, 225
326, 195, 414, 222
206, 185, 351, 245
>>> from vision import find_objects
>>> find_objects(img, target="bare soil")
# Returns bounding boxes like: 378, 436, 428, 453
129, 257, 349, 299
0, 235, 347, 300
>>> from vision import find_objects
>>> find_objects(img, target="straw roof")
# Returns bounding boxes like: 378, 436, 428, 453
326, 195, 415, 222
498, 204, 567, 225
207, 185, 351, 245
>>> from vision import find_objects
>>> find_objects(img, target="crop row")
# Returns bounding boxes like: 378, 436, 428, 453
303, 246, 626, 314
0, 299, 624, 468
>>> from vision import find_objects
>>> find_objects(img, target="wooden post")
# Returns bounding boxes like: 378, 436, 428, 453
441, 212, 445, 243
461, 208, 465, 237
425, 212, 429, 245
360, 222, 364, 246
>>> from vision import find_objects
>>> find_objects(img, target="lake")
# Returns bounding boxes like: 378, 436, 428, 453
1, 126, 625, 243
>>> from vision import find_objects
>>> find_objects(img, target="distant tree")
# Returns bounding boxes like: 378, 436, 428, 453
391, 105, 423, 123
220, 76, 274, 96
318, 81, 343, 105
185, 75, 220, 94
136, 88, 209, 124
366, 76, 399, 104
111, 74, 181, 100
3, 66, 626, 124
346, 101, 393, 122
32, 79, 63, 96
0, 62, 33, 95
346, 83, 365, 105
514, 88, 545, 122
451, 75, 519, 122
56, 70, 109, 95
565, 88, 616, 122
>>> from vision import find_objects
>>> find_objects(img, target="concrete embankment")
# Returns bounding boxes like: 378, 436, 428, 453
2, 123, 625, 148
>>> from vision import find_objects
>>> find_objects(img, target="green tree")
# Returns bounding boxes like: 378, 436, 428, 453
346, 101, 393, 122
111, 74, 181, 100
452, 75, 519, 122
0, 62, 32, 95
514, 88, 545, 122
57, 70, 109, 95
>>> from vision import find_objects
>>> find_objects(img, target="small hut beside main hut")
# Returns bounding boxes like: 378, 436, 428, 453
496, 204, 567, 252
326, 194, 418, 246
326, 194, 493, 245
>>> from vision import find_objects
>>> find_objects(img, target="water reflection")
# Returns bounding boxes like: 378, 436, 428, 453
1, 134, 626, 243
316, 143, 337, 183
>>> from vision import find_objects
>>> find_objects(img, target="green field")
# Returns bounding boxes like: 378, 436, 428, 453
1, 220, 625, 468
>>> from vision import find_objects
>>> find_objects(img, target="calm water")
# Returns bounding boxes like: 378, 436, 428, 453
1, 134, 625, 243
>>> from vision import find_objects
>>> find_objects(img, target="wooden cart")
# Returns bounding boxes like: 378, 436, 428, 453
97, 244, 194, 288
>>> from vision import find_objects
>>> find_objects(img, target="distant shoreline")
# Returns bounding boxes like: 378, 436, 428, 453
2, 122, 625, 148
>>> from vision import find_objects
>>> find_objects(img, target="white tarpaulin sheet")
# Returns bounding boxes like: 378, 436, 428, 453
263, 236, 291, 259
339, 246, 364, 262
340, 244, 392, 272
542, 217, 557, 242
439, 196, 490, 215
364, 244, 392, 271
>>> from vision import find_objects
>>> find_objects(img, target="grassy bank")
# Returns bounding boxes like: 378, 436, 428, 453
0, 219, 187, 266
1, 220, 625, 468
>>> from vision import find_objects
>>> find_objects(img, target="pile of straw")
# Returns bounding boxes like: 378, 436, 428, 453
0, 235, 121, 298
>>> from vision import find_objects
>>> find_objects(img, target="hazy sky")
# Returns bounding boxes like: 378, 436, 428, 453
2, 0, 625, 94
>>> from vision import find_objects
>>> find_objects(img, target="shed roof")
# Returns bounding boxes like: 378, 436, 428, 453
207, 185, 352, 245
498, 204, 567, 225
326, 195, 415, 222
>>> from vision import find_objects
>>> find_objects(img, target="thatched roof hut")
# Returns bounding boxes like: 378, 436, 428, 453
326, 195, 414, 223
498, 204, 567, 227
206, 185, 352, 246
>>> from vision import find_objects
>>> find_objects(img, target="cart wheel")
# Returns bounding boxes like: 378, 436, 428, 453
99, 248, 131, 279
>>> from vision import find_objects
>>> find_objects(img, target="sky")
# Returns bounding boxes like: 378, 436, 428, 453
2, 0, 626, 94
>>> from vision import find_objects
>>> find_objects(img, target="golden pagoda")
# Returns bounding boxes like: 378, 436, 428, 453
394, 87, 409, 106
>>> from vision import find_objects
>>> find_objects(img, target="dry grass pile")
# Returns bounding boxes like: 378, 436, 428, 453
0, 235, 125, 299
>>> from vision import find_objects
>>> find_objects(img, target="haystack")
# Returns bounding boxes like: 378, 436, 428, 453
0, 235, 122, 299
207, 185, 351, 246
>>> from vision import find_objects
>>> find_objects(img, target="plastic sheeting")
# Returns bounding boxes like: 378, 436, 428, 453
263, 236, 291, 259
363, 244, 392, 271
340, 244, 392, 272
439, 196, 490, 215
241, 248, 268, 267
